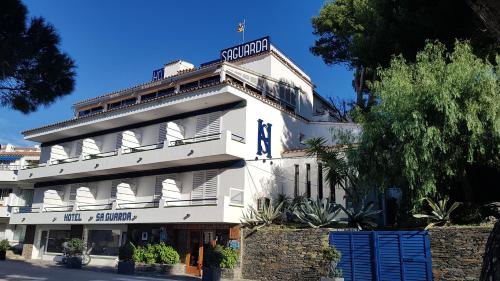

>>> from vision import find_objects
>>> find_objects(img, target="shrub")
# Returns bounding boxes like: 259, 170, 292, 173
155, 243, 180, 265
66, 238, 84, 256
144, 244, 156, 264
132, 243, 180, 265
0, 239, 10, 251
203, 245, 238, 269
241, 202, 284, 230
118, 242, 135, 262
323, 246, 342, 278
413, 196, 462, 229
219, 246, 239, 269
132, 246, 145, 263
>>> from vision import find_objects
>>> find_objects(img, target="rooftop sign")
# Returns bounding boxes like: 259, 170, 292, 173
220, 36, 270, 62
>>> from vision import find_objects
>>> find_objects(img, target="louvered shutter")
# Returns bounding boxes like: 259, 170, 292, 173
191, 170, 218, 205
74, 140, 83, 157
154, 175, 166, 199
191, 171, 205, 205
195, 112, 221, 141
69, 185, 77, 202
115, 132, 123, 149
110, 180, 119, 200
158, 123, 167, 144
204, 170, 218, 199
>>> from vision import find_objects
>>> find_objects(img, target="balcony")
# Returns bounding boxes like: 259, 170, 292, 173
0, 165, 20, 182
9, 196, 244, 225
19, 130, 246, 181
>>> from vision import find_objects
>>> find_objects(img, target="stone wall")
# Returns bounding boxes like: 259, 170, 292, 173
429, 226, 493, 281
241, 228, 330, 281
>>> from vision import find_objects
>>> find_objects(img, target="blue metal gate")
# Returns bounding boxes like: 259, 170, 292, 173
329, 231, 433, 281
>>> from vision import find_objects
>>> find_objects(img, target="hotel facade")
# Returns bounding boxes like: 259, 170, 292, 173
10, 37, 359, 274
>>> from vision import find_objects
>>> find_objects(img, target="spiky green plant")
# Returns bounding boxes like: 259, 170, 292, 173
339, 200, 381, 230
241, 201, 284, 230
293, 198, 341, 228
413, 196, 462, 229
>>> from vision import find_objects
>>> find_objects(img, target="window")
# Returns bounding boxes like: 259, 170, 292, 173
306, 164, 311, 198
107, 97, 137, 110
191, 170, 218, 205
330, 180, 335, 202
257, 197, 271, 211
46, 230, 71, 253
78, 106, 103, 117
294, 165, 299, 197
157, 87, 175, 98
0, 189, 13, 201
140, 92, 157, 102
179, 81, 199, 91
87, 230, 120, 256
199, 75, 220, 87
318, 163, 323, 199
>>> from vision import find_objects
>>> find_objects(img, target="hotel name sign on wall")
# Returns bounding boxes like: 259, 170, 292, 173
220, 36, 270, 62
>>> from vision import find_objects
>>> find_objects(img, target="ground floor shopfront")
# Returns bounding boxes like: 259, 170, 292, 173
24, 222, 240, 276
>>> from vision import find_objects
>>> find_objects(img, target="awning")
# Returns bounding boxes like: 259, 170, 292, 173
0, 155, 22, 161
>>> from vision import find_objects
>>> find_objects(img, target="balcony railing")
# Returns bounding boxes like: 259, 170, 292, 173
50, 156, 80, 165
0, 164, 21, 171
43, 205, 74, 212
10, 206, 40, 214
117, 200, 160, 209
76, 203, 113, 211
82, 149, 118, 160
168, 133, 221, 147
164, 197, 217, 207
122, 143, 164, 154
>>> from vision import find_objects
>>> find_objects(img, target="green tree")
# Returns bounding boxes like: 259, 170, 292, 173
0, 0, 75, 113
311, 0, 499, 112
357, 41, 500, 210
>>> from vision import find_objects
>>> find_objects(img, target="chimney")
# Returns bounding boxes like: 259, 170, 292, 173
163, 60, 194, 78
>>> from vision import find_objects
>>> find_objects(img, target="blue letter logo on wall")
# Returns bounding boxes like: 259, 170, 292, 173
257, 119, 272, 158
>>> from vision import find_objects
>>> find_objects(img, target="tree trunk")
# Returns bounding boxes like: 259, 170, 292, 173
480, 220, 500, 281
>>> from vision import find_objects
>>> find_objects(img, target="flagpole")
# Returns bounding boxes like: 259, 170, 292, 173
242, 19, 245, 43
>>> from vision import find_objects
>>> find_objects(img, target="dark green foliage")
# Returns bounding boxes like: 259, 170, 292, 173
0, 239, 10, 251
66, 238, 84, 256
0, 0, 75, 113
118, 242, 135, 262
132, 243, 179, 265
311, 0, 499, 111
203, 245, 239, 269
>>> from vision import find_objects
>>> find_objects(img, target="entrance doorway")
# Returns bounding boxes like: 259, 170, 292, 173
185, 230, 216, 276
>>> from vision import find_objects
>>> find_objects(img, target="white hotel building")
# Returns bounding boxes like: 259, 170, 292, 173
10, 37, 359, 274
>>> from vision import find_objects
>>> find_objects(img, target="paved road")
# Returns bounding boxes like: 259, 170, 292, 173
0, 260, 197, 281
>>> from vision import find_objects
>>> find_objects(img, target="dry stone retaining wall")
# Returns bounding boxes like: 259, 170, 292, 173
429, 226, 493, 281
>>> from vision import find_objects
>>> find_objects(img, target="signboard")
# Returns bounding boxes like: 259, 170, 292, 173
152, 68, 164, 81
257, 119, 272, 158
220, 36, 270, 62
63, 211, 134, 222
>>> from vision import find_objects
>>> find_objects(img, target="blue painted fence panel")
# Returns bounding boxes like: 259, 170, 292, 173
329, 231, 433, 281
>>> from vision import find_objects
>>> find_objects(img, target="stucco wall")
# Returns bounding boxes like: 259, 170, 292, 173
429, 226, 492, 281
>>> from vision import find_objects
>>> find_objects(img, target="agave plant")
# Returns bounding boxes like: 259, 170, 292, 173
241, 201, 284, 230
293, 198, 341, 228
339, 200, 381, 230
413, 196, 462, 229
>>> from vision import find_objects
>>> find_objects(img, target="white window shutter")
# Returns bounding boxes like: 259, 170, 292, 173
191, 170, 218, 205
158, 123, 167, 144
195, 112, 221, 140
154, 175, 166, 199
110, 180, 119, 199
75, 140, 83, 157
115, 132, 123, 149
69, 185, 77, 202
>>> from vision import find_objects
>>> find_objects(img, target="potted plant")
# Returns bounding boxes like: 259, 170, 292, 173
202, 245, 223, 281
66, 238, 84, 269
117, 242, 136, 275
320, 246, 343, 281
0, 239, 10, 260
154, 243, 181, 274
219, 246, 239, 279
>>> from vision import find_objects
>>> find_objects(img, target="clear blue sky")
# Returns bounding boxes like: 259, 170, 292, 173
0, 0, 354, 146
